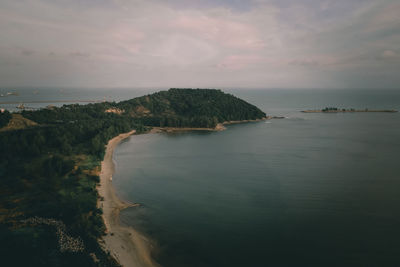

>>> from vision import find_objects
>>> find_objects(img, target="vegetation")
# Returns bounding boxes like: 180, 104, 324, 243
322, 107, 339, 112
0, 110, 11, 128
0, 88, 266, 266
0, 113, 38, 131
320, 107, 387, 112
117, 88, 266, 128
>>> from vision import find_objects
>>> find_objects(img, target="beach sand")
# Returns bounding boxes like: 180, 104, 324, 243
98, 130, 159, 267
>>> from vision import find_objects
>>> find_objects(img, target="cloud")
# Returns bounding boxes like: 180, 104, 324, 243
21, 50, 35, 56
382, 50, 399, 60
289, 59, 320, 67
69, 52, 90, 58
172, 15, 265, 50
217, 54, 263, 70
0, 0, 399, 88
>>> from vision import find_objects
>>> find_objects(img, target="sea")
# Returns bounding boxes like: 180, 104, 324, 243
3, 88, 400, 266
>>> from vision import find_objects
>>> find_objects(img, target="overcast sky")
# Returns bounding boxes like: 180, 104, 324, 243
0, 0, 399, 88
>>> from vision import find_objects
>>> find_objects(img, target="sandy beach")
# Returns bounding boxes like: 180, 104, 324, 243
98, 130, 159, 267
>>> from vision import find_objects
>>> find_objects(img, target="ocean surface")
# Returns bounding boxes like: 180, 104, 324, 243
0, 87, 161, 111
4, 88, 400, 266
111, 89, 400, 267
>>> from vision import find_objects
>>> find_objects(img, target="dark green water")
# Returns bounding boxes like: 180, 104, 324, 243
113, 89, 400, 267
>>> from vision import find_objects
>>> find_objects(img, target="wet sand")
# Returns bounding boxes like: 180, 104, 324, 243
98, 130, 159, 267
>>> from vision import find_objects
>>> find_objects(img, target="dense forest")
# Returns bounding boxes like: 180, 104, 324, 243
0, 89, 266, 266
0, 110, 11, 128
118, 88, 266, 127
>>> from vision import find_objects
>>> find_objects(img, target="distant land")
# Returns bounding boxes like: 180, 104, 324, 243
0, 88, 266, 266
302, 107, 398, 113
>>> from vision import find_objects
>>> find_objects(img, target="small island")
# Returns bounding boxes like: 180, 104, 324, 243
0, 88, 267, 267
302, 107, 398, 113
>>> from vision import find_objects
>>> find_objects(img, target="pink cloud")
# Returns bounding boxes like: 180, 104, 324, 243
287, 55, 338, 68
366, 3, 400, 33
382, 50, 399, 60
172, 15, 264, 50
217, 54, 263, 70
110, 24, 145, 55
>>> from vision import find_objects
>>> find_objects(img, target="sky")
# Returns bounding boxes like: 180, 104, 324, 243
0, 0, 399, 89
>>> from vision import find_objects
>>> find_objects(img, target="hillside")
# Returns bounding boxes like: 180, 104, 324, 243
21, 88, 266, 128
117, 88, 266, 127
0, 113, 38, 132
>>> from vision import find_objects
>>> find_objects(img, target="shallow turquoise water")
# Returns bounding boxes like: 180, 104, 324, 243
111, 89, 400, 267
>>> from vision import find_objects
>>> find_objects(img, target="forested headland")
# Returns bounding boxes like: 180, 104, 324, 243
0, 88, 266, 266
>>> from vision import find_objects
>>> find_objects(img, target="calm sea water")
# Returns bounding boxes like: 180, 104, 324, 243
111, 89, 400, 267
0, 87, 161, 111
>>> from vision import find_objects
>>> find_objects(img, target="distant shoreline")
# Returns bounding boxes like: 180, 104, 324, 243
302, 109, 398, 113
0, 100, 101, 105
150, 117, 270, 133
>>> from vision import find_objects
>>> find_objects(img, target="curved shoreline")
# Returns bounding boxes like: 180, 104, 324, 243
150, 117, 269, 133
98, 130, 159, 267
97, 118, 269, 266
